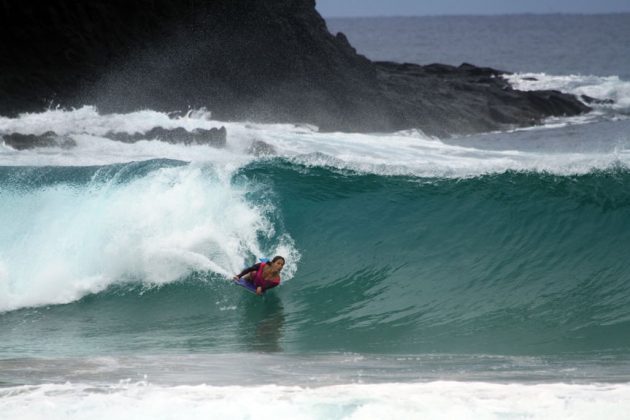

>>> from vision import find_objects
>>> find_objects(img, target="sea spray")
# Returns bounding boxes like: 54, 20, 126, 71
0, 161, 298, 312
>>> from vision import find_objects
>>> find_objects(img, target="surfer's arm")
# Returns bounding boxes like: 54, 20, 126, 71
233, 263, 261, 279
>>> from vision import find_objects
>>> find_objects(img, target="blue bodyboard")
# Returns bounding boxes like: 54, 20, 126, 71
234, 278, 258, 294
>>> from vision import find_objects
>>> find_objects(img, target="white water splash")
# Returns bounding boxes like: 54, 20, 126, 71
1, 106, 629, 177
0, 380, 629, 420
0, 163, 299, 312
505, 72, 630, 111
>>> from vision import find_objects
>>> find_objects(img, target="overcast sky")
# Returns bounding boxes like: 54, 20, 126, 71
315, 0, 630, 17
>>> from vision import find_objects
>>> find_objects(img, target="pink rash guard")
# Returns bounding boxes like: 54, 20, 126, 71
237, 262, 281, 292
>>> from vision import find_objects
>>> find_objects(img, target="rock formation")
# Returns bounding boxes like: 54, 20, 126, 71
0, 0, 589, 136
107, 127, 227, 147
2, 132, 76, 150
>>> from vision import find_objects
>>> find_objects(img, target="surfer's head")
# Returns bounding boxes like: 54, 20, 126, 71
270, 255, 285, 272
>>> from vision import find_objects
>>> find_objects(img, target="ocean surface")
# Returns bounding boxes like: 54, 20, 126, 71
2, 14, 630, 419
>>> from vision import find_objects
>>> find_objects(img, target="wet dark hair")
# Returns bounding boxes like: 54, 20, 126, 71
271, 256, 285, 264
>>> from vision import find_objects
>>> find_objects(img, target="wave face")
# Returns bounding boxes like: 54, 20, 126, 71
264, 164, 630, 355
1, 160, 630, 357
1, 107, 630, 357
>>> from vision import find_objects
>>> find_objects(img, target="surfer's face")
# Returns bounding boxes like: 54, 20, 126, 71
271, 259, 285, 272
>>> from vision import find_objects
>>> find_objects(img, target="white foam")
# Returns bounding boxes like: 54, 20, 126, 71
0, 381, 629, 420
505, 73, 630, 111
1, 106, 629, 177
0, 163, 298, 312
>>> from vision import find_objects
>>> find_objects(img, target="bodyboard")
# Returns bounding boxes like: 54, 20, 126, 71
234, 278, 258, 294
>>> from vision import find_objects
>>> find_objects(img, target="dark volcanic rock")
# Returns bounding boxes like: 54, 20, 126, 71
0, 0, 590, 136
372, 61, 588, 136
580, 94, 615, 105
2, 131, 76, 150
107, 127, 227, 147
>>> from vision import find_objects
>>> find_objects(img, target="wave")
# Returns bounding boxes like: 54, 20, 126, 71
1, 105, 630, 355
1, 160, 629, 356
251, 164, 630, 355
0, 161, 299, 312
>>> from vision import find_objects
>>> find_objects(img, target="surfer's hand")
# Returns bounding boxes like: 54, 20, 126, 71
256, 287, 263, 296
233, 275, 239, 280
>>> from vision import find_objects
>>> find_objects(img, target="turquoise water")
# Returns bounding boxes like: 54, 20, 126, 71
1, 160, 629, 359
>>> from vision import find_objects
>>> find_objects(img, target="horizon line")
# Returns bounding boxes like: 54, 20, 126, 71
319, 11, 630, 19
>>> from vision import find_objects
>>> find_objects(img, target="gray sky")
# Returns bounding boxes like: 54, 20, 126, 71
315, 0, 630, 17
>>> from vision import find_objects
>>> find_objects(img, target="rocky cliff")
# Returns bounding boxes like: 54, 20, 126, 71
0, 0, 589, 135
